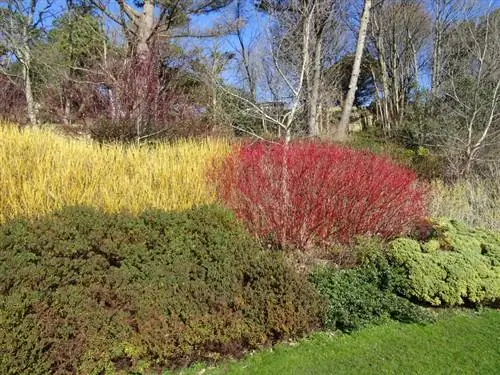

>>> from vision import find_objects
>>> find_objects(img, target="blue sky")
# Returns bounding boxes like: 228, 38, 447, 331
15, 0, 500, 38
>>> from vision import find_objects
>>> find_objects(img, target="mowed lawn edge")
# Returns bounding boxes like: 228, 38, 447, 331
177, 310, 500, 375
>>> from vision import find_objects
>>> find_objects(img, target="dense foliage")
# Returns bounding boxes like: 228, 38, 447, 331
310, 267, 431, 332
213, 141, 428, 249
388, 220, 500, 306
0, 125, 229, 223
0, 205, 324, 374
310, 239, 431, 332
348, 132, 445, 181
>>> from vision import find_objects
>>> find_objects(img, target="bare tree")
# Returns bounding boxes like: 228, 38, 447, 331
306, 0, 345, 137
194, 43, 234, 129
251, 0, 347, 138
430, 0, 462, 95
232, 0, 259, 101
337, 0, 371, 140
438, 3, 500, 177
219, 0, 316, 142
0, 0, 54, 125
90, 0, 234, 56
367, 0, 431, 133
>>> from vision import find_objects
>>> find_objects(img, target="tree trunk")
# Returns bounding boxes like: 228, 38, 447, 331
431, 28, 443, 93
133, 0, 155, 141
136, 0, 154, 55
337, 0, 372, 141
22, 60, 37, 125
376, 35, 390, 134
411, 42, 419, 87
318, 102, 323, 134
308, 35, 323, 137
63, 97, 72, 126
391, 29, 400, 126
431, 0, 443, 95
235, 0, 256, 102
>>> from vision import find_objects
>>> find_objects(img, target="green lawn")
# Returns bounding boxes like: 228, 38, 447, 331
178, 310, 500, 375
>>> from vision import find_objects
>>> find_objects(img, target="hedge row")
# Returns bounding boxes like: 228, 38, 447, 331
310, 265, 431, 332
1, 138, 498, 374
0, 205, 324, 374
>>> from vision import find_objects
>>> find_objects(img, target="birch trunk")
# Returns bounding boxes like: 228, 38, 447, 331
307, 35, 322, 137
337, 0, 372, 140
376, 35, 390, 133
431, 37, 441, 94
22, 59, 37, 125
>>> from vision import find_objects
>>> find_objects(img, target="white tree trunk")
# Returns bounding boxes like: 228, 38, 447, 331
63, 97, 71, 126
431, 37, 441, 94
376, 35, 391, 133
338, 0, 372, 140
308, 35, 322, 137
22, 60, 37, 125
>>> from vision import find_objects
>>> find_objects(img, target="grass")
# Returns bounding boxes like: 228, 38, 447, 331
177, 310, 500, 375
430, 178, 500, 231
0, 124, 230, 223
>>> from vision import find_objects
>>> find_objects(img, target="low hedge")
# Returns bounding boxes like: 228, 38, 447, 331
0, 205, 324, 374
388, 220, 500, 306
310, 252, 430, 332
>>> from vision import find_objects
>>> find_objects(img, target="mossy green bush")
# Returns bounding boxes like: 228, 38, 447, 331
388, 220, 500, 306
0, 205, 324, 375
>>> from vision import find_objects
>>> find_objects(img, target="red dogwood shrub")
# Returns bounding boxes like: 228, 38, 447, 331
212, 141, 428, 249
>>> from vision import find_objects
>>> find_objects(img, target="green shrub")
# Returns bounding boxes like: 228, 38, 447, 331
388, 220, 500, 306
310, 241, 430, 332
0, 205, 324, 374
310, 268, 430, 332
348, 132, 444, 180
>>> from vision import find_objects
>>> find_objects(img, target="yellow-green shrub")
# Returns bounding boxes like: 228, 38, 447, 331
388, 220, 500, 306
0, 124, 230, 222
